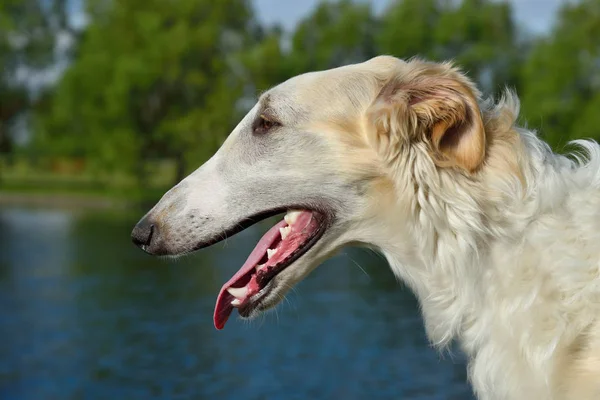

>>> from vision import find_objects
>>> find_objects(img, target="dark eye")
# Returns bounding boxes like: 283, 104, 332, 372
253, 114, 279, 134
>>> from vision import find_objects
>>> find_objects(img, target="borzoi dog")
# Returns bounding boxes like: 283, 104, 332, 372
132, 56, 600, 399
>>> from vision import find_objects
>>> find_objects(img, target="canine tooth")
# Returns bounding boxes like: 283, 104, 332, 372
227, 286, 248, 299
267, 248, 277, 259
284, 210, 302, 225
256, 263, 266, 271
231, 298, 242, 306
279, 226, 291, 240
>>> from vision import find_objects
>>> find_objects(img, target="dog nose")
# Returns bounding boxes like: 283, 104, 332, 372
131, 216, 157, 250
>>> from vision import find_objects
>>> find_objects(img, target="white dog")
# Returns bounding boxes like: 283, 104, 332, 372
132, 56, 600, 399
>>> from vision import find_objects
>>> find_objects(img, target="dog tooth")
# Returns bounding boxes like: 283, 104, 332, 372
284, 210, 302, 225
227, 286, 248, 299
231, 298, 242, 307
279, 226, 291, 240
256, 263, 266, 271
267, 248, 277, 259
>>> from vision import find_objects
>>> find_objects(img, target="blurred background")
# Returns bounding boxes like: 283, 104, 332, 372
0, 0, 598, 399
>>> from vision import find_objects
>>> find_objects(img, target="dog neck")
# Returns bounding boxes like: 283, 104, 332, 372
370, 94, 600, 398
377, 94, 575, 349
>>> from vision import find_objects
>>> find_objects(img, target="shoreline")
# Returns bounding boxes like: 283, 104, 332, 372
0, 191, 138, 210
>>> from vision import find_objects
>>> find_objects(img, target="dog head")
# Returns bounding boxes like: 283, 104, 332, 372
131, 56, 487, 328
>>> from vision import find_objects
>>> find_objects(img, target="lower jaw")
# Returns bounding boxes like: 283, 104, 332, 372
238, 282, 273, 317
213, 208, 334, 329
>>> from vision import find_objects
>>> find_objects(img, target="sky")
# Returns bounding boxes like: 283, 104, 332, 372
253, 0, 568, 35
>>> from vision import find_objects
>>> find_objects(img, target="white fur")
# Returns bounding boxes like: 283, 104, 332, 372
139, 56, 600, 399
385, 121, 600, 399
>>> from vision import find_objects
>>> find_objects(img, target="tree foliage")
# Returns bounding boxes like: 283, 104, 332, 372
38, 0, 256, 183
377, 0, 520, 93
520, 0, 600, 147
0, 0, 75, 155
3, 0, 597, 189
290, 0, 377, 72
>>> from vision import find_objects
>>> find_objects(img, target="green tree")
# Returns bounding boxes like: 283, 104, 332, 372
433, 0, 520, 93
521, 0, 600, 148
378, 0, 522, 94
377, 0, 440, 60
243, 0, 378, 97
240, 27, 291, 94
0, 0, 75, 158
289, 0, 377, 73
27, 0, 600, 195
39, 0, 257, 186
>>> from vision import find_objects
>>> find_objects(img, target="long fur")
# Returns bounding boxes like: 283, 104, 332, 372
138, 56, 600, 399
368, 60, 600, 399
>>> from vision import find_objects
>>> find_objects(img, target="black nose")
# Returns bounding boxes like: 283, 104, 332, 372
131, 216, 156, 250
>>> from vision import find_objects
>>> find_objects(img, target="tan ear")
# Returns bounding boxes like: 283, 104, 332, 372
372, 62, 486, 172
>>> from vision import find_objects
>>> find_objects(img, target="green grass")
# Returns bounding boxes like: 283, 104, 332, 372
0, 157, 176, 206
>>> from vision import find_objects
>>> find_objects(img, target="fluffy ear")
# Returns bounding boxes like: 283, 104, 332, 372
371, 62, 486, 172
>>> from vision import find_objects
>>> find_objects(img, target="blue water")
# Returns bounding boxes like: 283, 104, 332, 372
0, 206, 474, 399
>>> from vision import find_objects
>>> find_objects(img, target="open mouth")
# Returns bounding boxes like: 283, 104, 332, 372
213, 210, 327, 329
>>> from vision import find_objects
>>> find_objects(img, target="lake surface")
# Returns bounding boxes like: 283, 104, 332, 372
0, 206, 474, 399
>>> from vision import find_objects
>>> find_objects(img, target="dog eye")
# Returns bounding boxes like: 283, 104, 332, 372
253, 114, 280, 134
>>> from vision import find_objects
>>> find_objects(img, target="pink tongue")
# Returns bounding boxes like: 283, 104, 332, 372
213, 219, 288, 330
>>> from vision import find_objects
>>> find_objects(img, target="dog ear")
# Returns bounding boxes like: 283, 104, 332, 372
371, 63, 486, 172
